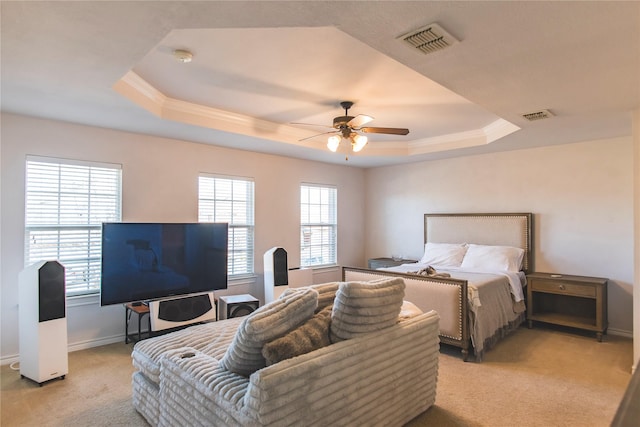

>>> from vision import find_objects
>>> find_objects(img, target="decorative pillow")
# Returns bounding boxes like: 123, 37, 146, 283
419, 242, 468, 267
262, 305, 332, 366
460, 244, 525, 272
281, 282, 339, 313
219, 288, 318, 376
330, 278, 405, 343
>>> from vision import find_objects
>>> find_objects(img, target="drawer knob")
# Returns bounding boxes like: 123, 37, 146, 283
558, 284, 565, 290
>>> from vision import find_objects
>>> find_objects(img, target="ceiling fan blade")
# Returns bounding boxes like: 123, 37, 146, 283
298, 130, 338, 142
347, 114, 374, 128
360, 127, 410, 135
291, 122, 333, 129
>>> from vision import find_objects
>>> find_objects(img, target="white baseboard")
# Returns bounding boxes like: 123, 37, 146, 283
607, 327, 633, 339
1, 333, 126, 366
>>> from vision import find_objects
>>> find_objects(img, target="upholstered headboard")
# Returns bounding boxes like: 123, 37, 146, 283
424, 213, 533, 273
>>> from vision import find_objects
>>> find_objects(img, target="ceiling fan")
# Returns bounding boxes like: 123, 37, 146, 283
293, 101, 410, 156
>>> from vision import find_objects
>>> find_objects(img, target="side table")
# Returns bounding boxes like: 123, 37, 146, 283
125, 303, 151, 344
526, 272, 608, 341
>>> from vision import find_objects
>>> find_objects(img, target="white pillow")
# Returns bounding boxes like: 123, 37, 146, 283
419, 242, 468, 267
460, 244, 525, 272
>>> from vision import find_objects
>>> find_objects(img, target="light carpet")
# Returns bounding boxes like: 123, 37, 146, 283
1, 325, 632, 426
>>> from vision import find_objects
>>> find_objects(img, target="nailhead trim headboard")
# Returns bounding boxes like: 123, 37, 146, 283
424, 213, 533, 273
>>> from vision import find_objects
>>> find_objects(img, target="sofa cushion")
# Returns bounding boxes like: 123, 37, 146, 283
281, 281, 339, 313
261, 304, 332, 366
330, 278, 405, 342
219, 287, 318, 376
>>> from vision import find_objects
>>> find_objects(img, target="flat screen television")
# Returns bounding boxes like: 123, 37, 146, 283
100, 222, 228, 306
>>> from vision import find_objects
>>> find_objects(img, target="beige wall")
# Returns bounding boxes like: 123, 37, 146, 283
2, 112, 635, 363
364, 136, 634, 335
0, 113, 365, 362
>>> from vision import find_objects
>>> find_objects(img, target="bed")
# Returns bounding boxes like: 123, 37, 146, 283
343, 212, 532, 361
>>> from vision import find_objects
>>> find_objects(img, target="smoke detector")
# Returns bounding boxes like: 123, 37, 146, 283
399, 23, 459, 55
173, 49, 193, 63
522, 109, 554, 121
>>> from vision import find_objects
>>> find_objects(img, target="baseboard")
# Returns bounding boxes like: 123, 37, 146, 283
607, 327, 633, 339
1, 334, 126, 366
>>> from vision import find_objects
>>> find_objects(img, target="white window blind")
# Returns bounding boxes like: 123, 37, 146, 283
300, 184, 337, 267
24, 157, 122, 296
198, 175, 254, 276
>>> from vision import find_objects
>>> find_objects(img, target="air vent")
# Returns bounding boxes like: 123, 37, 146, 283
522, 109, 554, 121
399, 23, 459, 55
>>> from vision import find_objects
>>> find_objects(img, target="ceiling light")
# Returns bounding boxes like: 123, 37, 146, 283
327, 135, 341, 152
173, 49, 193, 63
352, 134, 368, 152
326, 133, 369, 155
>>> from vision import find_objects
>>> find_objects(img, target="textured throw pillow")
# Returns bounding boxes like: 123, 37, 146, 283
281, 282, 340, 313
219, 288, 318, 376
262, 305, 332, 366
330, 278, 405, 342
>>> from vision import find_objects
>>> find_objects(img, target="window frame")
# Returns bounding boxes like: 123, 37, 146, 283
300, 183, 337, 268
24, 156, 122, 297
198, 173, 255, 278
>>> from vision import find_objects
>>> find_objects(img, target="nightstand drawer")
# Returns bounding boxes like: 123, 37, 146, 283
530, 279, 596, 298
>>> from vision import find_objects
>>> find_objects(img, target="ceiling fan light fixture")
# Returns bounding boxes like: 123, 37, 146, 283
352, 134, 368, 152
327, 135, 341, 152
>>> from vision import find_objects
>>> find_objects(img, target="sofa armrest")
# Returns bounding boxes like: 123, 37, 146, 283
159, 347, 255, 427
246, 310, 440, 426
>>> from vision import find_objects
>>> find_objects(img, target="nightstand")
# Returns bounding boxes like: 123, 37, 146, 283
526, 272, 608, 341
367, 257, 416, 269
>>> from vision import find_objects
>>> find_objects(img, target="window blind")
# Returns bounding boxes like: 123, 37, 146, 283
300, 184, 337, 267
198, 175, 255, 276
24, 157, 122, 296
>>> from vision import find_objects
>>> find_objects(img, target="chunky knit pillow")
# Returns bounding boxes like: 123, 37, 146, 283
330, 278, 405, 342
219, 288, 318, 376
262, 305, 332, 366
280, 281, 340, 313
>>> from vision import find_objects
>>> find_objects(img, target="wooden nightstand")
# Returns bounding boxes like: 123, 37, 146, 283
367, 257, 416, 269
526, 272, 608, 341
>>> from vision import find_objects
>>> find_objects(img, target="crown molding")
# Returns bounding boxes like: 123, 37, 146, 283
113, 71, 519, 158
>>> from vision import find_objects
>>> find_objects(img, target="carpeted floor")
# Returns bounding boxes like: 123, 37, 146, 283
0, 325, 633, 426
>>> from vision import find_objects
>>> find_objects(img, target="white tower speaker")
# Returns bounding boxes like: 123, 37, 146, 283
19, 260, 68, 385
264, 247, 288, 303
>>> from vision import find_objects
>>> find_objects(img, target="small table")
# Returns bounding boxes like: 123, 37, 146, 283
526, 272, 608, 341
125, 303, 150, 344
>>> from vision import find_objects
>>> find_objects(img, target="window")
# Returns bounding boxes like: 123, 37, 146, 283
300, 184, 337, 267
24, 156, 122, 296
199, 175, 254, 276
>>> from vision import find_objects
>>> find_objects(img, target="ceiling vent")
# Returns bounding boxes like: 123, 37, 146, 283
399, 23, 459, 55
522, 109, 554, 121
